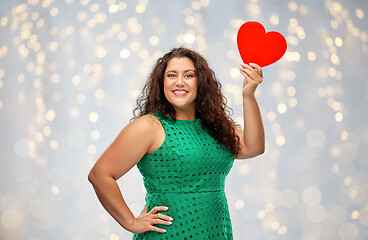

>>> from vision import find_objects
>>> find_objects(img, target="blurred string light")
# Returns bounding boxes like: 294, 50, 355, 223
0, 0, 367, 240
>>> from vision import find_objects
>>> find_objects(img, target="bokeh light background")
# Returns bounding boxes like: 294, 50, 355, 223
1, 0, 368, 239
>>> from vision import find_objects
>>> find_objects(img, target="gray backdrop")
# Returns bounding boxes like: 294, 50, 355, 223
1, 0, 368, 239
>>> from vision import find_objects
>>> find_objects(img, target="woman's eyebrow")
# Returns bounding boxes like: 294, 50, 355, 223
165, 69, 195, 73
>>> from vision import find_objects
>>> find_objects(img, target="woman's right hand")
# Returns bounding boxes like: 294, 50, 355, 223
128, 205, 173, 234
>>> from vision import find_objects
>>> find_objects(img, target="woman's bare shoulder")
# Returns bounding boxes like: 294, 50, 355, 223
130, 114, 162, 131
89, 114, 163, 180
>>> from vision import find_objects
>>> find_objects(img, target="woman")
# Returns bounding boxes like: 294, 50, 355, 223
88, 47, 265, 239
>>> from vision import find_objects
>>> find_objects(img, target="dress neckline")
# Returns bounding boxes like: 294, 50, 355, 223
166, 115, 200, 122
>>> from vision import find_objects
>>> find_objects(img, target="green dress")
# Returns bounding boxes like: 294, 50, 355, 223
132, 112, 234, 240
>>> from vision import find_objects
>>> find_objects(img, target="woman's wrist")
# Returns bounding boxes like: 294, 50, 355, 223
242, 94, 256, 101
122, 217, 137, 233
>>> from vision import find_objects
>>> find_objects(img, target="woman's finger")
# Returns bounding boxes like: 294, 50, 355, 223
241, 64, 263, 85
156, 213, 174, 221
242, 63, 263, 77
249, 63, 263, 77
149, 206, 169, 214
240, 66, 252, 77
240, 72, 251, 87
243, 68, 255, 78
240, 68, 257, 84
151, 218, 173, 226
240, 64, 257, 77
142, 205, 149, 214
149, 225, 167, 233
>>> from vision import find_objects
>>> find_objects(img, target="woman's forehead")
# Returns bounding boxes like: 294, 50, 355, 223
166, 57, 195, 71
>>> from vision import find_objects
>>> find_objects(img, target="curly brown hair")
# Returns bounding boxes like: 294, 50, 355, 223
132, 47, 240, 156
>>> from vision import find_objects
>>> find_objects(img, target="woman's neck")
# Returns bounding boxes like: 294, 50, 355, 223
173, 109, 196, 120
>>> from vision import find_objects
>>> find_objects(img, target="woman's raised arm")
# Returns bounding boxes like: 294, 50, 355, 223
235, 63, 265, 159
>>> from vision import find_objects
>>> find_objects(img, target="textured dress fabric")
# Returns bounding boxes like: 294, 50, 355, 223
132, 112, 235, 240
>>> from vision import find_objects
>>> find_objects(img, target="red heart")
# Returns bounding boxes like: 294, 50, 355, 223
237, 21, 287, 67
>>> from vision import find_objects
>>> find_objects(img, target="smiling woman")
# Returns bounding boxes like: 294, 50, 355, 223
88, 47, 265, 239
163, 57, 198, 120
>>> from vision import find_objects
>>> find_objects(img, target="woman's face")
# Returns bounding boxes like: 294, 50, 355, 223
163, 57, 198, 114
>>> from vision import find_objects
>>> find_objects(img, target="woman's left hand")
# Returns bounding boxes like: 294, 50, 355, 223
240, 63, 263, 98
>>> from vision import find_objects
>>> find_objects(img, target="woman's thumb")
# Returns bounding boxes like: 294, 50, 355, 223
142, 205, 149, 213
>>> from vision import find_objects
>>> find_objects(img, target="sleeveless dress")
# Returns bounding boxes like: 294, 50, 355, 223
132, 112, 235, 240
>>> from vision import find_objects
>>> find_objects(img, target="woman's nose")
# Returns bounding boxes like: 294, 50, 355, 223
176, 76, 184, 86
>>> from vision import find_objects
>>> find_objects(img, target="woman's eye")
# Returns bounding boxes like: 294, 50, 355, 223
185, 74, 194, 78
168, 74, 176, 78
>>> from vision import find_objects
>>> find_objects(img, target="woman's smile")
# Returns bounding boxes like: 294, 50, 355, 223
173, 89, 189, 96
